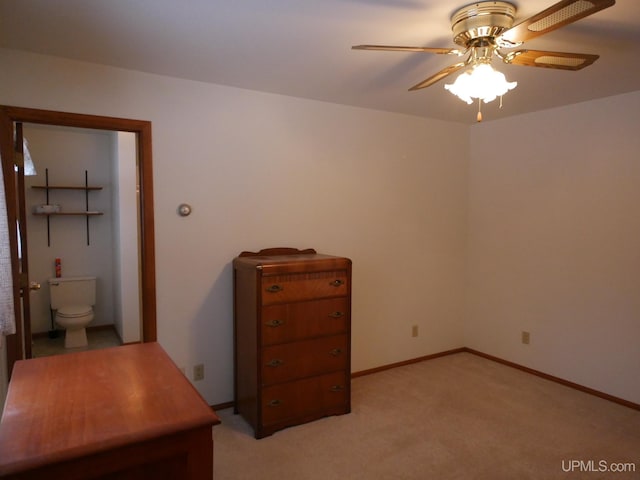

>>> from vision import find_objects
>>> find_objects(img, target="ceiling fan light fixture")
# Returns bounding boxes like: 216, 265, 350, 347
353, 0, 615, 121
444, 63, 517, 105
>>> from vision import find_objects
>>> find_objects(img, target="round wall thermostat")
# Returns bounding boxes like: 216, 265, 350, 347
178, 203, 192, 217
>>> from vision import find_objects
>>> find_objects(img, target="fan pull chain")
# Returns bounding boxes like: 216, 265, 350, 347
477, 98, 483, 122
499, 95, 504, 109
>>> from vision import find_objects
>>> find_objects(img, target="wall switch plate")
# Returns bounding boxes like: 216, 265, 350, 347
521, 331, 530, 345
193, 364, 205, 381
412, 325, 419, 337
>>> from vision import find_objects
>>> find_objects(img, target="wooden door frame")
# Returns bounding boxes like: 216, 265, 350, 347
0, 105, 156, 376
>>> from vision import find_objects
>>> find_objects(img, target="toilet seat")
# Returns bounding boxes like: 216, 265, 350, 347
57, 305, 93, 318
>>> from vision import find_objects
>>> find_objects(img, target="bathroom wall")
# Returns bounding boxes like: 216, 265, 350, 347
24, 124, 116, 334
111, 132, 141, 344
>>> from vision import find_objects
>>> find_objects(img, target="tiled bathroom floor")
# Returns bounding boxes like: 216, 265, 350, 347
31, 327, 122, 358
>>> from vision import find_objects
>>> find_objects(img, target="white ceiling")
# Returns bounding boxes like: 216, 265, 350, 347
1, 0, 639, 124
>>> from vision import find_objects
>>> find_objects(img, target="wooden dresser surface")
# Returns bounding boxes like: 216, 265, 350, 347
0, 342, 220, 479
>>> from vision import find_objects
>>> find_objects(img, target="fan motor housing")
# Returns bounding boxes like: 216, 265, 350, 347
451, 1, 517, 47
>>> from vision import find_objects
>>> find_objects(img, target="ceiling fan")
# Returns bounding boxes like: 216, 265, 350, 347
353, 0, 615, 119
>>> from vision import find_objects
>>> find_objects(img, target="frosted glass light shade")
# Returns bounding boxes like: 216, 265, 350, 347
444, 64, 517, 104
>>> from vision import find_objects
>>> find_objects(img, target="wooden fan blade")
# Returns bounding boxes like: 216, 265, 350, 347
408, 62, 467, 91
504, 49, 599, 70
352, 45, 464, 56
500, 0, 615, 45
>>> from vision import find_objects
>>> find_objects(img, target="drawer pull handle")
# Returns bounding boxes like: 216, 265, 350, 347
330, 385, 344, 392
265, 319, 285, 327
329, 279, 344, 287
266, 359, 284, 367
329, 348, 343, 357
268, 399, 282, 407
266, 284, 283, 293
328, 311, 344, 318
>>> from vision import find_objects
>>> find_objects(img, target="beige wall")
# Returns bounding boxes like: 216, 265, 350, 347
0, 48, 468, 405
467, 92, 640, 404
2, 47, 638, 407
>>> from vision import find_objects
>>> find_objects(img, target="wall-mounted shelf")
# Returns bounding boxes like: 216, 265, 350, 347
32, 186, 103, 191
33, 212, 104, 216
31, 169, 103, 246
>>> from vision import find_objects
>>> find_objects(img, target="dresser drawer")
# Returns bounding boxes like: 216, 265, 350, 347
261, 334, 348, 386
261, 271, 348, 305
261, 371, 348, 426
261, 297, 349, 346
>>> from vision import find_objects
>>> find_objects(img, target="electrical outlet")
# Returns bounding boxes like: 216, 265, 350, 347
521, 331, 530, 345
193, 364, 205, 381
412, 325, 419, 338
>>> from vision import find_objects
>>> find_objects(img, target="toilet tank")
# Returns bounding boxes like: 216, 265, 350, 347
48, 276, 96, 309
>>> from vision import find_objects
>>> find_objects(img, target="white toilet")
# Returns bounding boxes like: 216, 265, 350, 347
48, 276, 96, 349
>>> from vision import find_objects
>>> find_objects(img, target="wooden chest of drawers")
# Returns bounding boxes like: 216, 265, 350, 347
233, 248, 352, 438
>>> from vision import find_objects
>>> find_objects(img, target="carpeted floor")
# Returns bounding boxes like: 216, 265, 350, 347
212, 352, 640, 479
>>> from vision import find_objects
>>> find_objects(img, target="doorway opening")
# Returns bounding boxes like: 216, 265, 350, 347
1, 106, 156, 378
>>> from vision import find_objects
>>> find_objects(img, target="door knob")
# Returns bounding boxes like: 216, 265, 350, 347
29, 281, 41, 291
